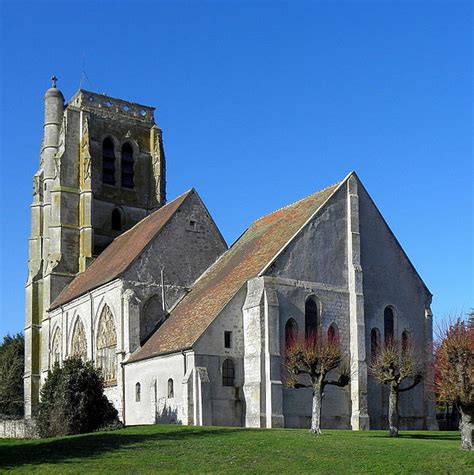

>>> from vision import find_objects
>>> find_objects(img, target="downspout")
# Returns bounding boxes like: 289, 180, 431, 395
88, 291, 93, 360
121, 283, 126, 424
181, 350, 187, 375
122, 362, 126, 425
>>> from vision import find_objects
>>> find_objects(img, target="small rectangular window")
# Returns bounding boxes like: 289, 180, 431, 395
224, 331, 232, 349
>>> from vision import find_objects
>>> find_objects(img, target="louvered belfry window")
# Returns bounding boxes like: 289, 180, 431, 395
102, 138, 116, 185
121, 143, 134, 189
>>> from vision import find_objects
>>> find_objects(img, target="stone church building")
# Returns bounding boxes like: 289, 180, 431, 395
25, 81, 437, 430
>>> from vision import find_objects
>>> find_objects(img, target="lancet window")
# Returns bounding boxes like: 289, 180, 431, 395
285, 318, 298, 346
384, 307, 395, 343
305, 296, 319, 338
102, 138, 116, 185
121, 143, 134, 188
51, 328, 61, 366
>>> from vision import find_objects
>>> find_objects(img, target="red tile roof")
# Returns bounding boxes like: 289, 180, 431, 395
50, 190, 193, 310
128, 182, 340, 362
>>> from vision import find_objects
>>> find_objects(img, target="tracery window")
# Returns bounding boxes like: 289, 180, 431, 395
96, 305, 117, 384
328, 323, 339, 343
51, 328, 61, 366
222, 358, 235, 387
305, 296, 319, 338
121, 143, 134, 189
285, 318, 298, 346
384, 307, 394, 343
102, 138, 116, 185
167, 378, 174, 398
71, 318, 87, 360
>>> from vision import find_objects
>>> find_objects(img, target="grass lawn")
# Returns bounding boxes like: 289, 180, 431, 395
0, 425, 472, 474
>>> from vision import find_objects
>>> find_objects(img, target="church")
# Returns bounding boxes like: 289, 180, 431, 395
24, 80, 437, 430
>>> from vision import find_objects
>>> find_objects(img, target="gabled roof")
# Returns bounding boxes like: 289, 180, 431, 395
128, 180, 341, 362
50, 190, 193, 310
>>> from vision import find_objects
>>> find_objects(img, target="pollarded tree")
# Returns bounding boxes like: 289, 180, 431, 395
284, 332, 349, 435
434, 319, 474, 451
369, 339, 423, 437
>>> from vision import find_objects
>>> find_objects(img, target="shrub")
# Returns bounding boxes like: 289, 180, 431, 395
37, 358, 120, 437
0, 333, 24, 417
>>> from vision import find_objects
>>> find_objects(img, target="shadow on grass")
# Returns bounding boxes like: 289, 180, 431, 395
398, 432, 460, 442
0, 426, 243, 470
366, 431, 460, 442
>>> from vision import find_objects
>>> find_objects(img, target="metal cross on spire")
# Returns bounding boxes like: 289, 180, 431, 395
51, 75, 58, 88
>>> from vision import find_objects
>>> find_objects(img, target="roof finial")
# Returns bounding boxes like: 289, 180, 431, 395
51, 75, 58, 88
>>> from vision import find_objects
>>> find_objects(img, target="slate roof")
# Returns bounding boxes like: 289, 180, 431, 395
50, 190, 193, 310
128, 181, 341, 363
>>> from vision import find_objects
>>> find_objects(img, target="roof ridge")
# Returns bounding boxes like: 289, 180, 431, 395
49, 188, 194, 310
115, 188, 194, 241
253, 181, 342, 223
157, 182, 342, 313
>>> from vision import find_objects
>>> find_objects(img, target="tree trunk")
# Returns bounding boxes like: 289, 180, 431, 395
459, 405, 474, 451
388, 384, 399, 437
310, 382, 323, 435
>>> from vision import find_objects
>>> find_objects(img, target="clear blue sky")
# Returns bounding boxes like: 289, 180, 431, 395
0, 0, 472, 336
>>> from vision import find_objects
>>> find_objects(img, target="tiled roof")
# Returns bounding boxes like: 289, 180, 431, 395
50, 190, 193, 310
128, 181, 340, 362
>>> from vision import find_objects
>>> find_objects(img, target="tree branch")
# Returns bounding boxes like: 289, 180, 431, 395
399, 375, 422, 392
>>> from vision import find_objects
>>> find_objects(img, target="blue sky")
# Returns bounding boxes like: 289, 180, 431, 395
0, 0, 472, 336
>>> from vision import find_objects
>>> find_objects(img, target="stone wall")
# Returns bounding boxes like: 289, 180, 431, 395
358, 181, 434, 429
0, 419, 38, 439
45, 280, 124, 417
124, 352, 187, 426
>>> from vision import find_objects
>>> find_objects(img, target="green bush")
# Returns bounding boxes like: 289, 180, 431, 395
37, 358, 120, 437
0, 333, 24, 417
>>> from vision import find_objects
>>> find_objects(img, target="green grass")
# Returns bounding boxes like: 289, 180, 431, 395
0, 425, 472, 474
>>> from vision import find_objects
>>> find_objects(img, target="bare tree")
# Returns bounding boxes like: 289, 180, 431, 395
369, 339, 423, 437
284, 333, 349, 435
434, 318, 474, 451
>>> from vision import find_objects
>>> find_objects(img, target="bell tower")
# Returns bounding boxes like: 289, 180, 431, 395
24, 78, 166, 416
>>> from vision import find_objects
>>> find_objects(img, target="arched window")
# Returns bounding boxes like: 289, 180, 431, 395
135, 382, 141, 402
222, 358, 235, 387
121, 143, 134, 189
285, 318, 298, 346
328, 323, 339, 343
384, 307, 394, 343
51, 328, 61, 366
402, 330, 410, 352
371, 327, 380, 362
96, 305, 117, 384
71, 318, 87, 360
141, 295, 165, 345
305, 296, 319, 338
167, 378, 174, 398
111, 209, 122, 231
102, 138, 116, 185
